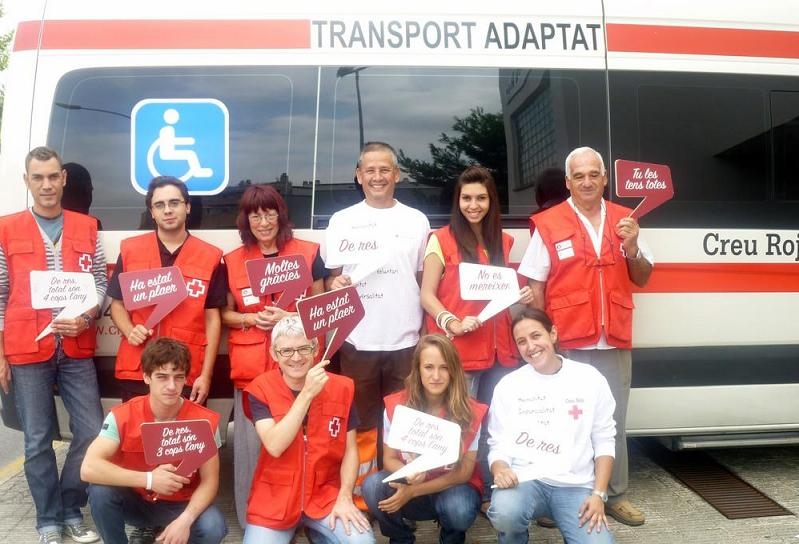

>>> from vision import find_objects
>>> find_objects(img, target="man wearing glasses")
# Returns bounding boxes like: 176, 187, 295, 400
517, 147, 654, 527
107, 176, 226, 410
242, 315, 373, 543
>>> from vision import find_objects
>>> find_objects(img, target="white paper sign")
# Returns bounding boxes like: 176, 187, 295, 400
30, 271, 98, 341
504, 395, 573, 483
458, 263, 520, 322
383, 405, 461, 483
325, 228, 393, 284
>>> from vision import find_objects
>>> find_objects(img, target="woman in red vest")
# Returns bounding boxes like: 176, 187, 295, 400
420, 165, 532, 396
221, 184, 327, 529
363, 335, 487, 544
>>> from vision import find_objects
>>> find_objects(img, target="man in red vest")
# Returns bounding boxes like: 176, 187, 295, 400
517, 147, 654, 527
107, 176, 226, 405
81, 337, 227, 544
0, 146, 105, 544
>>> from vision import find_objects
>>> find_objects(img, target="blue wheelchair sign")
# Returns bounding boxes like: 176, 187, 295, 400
131, 99, 229, 195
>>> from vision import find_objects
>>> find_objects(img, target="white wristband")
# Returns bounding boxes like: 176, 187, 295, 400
146, 471, 153, 491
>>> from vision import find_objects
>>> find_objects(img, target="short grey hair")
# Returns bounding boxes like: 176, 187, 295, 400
564, 147, 606, 178
357, 141, 398, 169
26, 146, 62, 172
271, 315, 317, 348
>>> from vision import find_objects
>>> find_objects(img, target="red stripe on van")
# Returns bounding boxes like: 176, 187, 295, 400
14, 19, 311, 51
607, 23, 799, 59
634, 263, 799, 293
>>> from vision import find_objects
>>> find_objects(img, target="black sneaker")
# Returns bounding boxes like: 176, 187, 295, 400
128, 526, 162, 544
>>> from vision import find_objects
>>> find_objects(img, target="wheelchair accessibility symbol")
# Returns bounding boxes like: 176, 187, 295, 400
131, 99, 229, 195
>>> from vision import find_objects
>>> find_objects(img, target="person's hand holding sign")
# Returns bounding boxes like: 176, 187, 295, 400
378, 480, 417, 513
52, 312, 94, 337
126, 323, 154, 347
328, 274, 352, 290
302, 359, 331, 400
448, 315, 482, 336
615, 216, 641, 258
491, 460, 519, 489
150, 463, 191, 496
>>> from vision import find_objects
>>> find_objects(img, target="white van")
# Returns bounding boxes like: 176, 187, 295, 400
2, 0, 798, 447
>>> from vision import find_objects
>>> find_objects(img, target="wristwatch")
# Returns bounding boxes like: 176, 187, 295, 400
592, 489, 608, 502
626, 248, 642, 261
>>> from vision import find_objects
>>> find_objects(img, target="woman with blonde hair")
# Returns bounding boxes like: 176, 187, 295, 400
363, 335, 487, 543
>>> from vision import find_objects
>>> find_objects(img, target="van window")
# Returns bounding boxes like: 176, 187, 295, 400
49, 66, 606, 229
49, 66, 319, 230
609, 72, 799, 227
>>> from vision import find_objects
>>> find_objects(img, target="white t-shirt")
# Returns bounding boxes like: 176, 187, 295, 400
326, 200, 430, 350
487, 358, 616, 489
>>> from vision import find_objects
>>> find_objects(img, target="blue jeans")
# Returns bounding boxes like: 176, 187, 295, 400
363, 470, 480, 544
88, 485, 227, 544
476, 361, 520, 496
488, 480, 615, 544
243, 513, 375, 544
11, 348, 103, 533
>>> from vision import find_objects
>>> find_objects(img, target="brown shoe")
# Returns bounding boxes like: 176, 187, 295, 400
606, 499, 645, 526
536, 516, 557, 528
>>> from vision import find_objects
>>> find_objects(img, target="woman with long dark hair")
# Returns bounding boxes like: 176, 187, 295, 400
420, 165, 532, 396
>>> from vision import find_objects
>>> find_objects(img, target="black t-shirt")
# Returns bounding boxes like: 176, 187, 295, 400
107, 234, 227, 308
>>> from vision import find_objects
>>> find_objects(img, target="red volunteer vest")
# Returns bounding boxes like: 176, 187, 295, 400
383, 390, 487, 494
0, 210, 98, 364
114, 232, 222, 383
111, 395, 220, 503
534, 200, 635, 349
243, 369, 354, 529
424, 226, 518, 371
224, 238, 320, 389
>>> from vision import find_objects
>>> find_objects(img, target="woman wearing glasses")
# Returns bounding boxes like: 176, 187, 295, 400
242, 316, 374, 543
222, 184, 328, 529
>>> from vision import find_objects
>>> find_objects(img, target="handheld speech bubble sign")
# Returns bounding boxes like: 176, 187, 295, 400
118, 266, 189, 329
614, 159, 674, 219
30, 271, 99, 341
325, 228, 393, 284
296, 286, 365, 361
245, 255, 312, 310
141, 419, 218, 478
458, 263, 521, 322
383, 405, 461, 483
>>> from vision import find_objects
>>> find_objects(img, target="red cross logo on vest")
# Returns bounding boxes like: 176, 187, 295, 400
328, 416, 341, 438
186, 278, 206, 298
78, 253, 92, 272
568, 404, 583, 420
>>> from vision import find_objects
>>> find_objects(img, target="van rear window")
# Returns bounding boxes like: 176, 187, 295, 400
47, 66, 602, 230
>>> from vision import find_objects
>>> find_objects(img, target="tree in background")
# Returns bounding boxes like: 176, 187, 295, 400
0, 3, 13, 130
398, 107, 508, 211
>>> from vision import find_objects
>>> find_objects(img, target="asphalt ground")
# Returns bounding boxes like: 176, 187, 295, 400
0, 426, 797, 543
